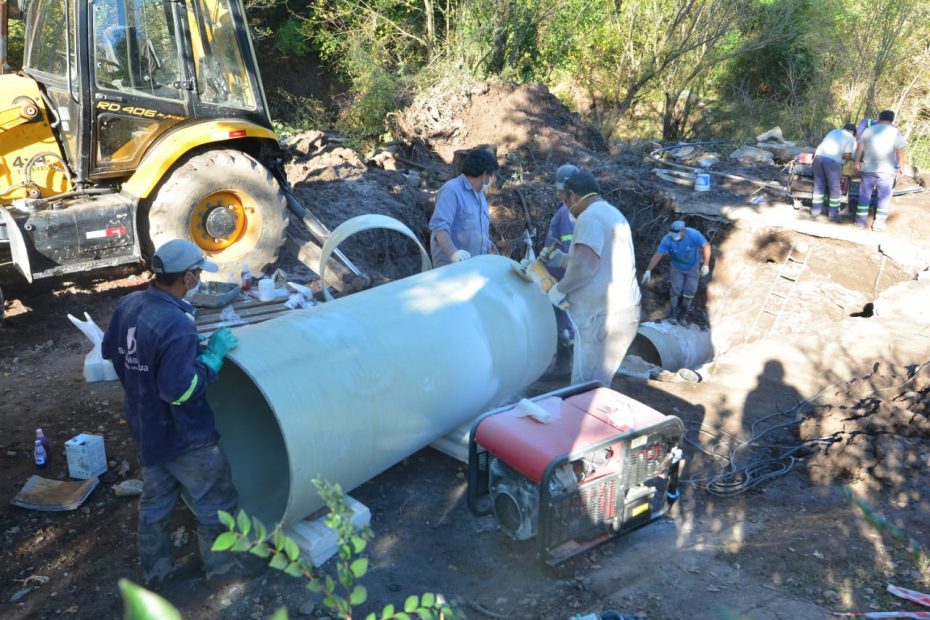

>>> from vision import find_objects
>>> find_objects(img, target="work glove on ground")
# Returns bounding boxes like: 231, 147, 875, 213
641, 270, 652, 285
544, 248, 568, 269
450, 249, 471, 263
547, 285, 569, 310
700, 264, 710, 277
197, 327, 238, 374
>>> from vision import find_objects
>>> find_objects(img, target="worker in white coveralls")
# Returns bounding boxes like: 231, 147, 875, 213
641, 220, 711, 327
544, 170, 641, 385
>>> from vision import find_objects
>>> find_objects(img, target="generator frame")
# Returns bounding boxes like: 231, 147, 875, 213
467, 382, 684, 565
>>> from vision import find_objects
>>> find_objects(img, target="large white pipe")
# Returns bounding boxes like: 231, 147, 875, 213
208, 255, 556, 527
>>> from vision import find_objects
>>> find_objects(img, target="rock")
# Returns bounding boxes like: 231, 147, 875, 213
756, 126, 786, 143
113, 479, 144, 497
823, 589, 840, 601
729, 146, 775, 166
297, 600, 315, 616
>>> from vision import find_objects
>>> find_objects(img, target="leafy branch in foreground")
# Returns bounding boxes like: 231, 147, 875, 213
212, 478, 462, 619
838, 485, 928, 571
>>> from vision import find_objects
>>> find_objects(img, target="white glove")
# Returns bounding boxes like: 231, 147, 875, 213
544, 248, 568, 269
700, 264, 710, 277
547, 284, 568, 309
641, 270, 652, 285
450, 249, 471, 263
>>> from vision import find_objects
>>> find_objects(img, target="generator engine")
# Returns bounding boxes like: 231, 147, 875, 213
468, 383, 684, 564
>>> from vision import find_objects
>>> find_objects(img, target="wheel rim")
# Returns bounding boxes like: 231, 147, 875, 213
189, 190, 261, 253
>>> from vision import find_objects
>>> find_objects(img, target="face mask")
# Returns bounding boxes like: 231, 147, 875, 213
480, 174, 492, 193
186, 272, 201, 295
668, 231, 683, 242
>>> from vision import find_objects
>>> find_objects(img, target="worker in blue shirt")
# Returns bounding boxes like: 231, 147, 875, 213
429, 148, 500, 267
641, 220, 712, 326
103, 239, 249, 585
538, 163, 578, 378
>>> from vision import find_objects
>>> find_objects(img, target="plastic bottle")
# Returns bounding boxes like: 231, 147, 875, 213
241, 265, 252, 292
36, 428, 51, 463
34, 439, 47, 469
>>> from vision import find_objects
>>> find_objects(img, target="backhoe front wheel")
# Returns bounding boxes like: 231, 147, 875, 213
143, 149, 288, 280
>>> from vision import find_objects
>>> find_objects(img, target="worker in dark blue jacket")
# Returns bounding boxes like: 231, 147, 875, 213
103, 239, 246, 585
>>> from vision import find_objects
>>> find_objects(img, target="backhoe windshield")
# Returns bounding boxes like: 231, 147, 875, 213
92, 0, 184, 100
23, 0, 75, 78
188, 0, 256, 109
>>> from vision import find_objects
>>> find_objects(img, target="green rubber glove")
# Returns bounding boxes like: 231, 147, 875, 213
197, 327, 238, 374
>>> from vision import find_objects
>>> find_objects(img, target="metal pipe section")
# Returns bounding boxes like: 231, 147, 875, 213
627, 321, 714, 371
208, 255, 557, 527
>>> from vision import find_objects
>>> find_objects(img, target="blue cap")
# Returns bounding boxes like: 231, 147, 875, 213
555, 164, 579, 190
670, 220, 686, 233
151, 239, 218, 274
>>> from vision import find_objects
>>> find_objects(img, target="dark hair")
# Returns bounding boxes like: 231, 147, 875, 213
154, 272, 185, 286
843, 123, 856, 133
563, 170, 601, 196
462, 148, 499, 177
878, 109, 895, 122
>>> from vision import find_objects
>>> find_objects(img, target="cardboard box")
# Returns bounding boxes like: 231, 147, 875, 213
65, 434, 107, 480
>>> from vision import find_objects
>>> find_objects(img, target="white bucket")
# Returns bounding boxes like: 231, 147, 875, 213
694, 172, 711, 192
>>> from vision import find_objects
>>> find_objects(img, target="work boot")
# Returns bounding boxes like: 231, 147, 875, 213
197, 524, 265, 581
677, 296, 694, 327
138, 519, 179, 585
664, 296, 679, 325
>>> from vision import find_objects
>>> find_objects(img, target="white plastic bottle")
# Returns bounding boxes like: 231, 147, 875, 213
34, 439, 47, 469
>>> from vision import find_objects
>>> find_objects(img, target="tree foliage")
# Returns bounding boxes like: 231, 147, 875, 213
249, 0, 930, 164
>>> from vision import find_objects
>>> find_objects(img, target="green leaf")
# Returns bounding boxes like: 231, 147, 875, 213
421, 592, 435, 608
337, 565, 352, 590
350, 557, 368, 578
269, 607, 289, 620
237, 510, 251, 537
381, 604, 395, 617
394, 613, 411, 620
253, 517, 268, 542
284, 537, 301, 562
284, 561, 304, 578
349, 584, 367, 606
269, 552, 289, 571
365, 613, 376, 620
322, 595, 337, 609
211, 531, 237, 552
324, 574, 336, 594
231, 536, 251, 552
306, 580, 323, 593
274, 529, 286, 551
249, 543, 272, 558
119, 578, 182, 620
404, 595, 419, 612
218, 510, 235, 530
351, 535, 367, 553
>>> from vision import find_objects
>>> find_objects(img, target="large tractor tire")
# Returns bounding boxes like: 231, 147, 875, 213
142, 149, 288, 280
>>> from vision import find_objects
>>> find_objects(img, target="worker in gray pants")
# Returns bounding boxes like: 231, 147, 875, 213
641, 220, 711, 327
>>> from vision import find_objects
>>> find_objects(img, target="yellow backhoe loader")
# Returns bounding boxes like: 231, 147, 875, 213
0, 0, 360, 320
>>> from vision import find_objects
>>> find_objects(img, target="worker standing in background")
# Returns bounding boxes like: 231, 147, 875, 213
538, 163, 578, 378
853, 109, 908, 232
545, 170, 641, 386
811, 123, 857, 220
429, 148, 500, 267
102, 240, 253, 586
641, 220, 711, 327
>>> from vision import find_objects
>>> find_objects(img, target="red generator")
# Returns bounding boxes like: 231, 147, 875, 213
468, 383, 684, 564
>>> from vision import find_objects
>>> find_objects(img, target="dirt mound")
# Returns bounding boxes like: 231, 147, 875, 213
281, 132, 433, 281
800, 364, 930, 494
394, 81, 606, 164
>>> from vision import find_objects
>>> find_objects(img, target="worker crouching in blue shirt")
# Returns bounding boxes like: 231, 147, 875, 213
641, 220, 712, 327
103, 239, 256, 585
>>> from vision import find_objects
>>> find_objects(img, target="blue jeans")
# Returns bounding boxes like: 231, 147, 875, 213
812, 157, 843, 217
857, 172, 895, 228
139, 444, 238, 526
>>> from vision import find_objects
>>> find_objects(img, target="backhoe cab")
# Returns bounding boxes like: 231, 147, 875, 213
0, 0, 289, 317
